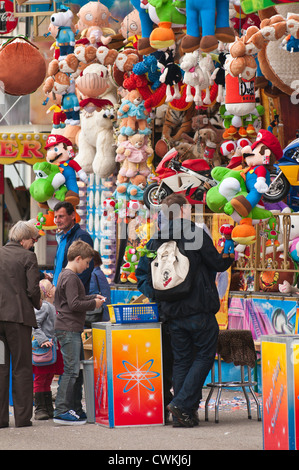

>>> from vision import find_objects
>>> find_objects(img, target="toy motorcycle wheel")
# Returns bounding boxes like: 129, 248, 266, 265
143, 183, 172, 210
263, 171, 290, 203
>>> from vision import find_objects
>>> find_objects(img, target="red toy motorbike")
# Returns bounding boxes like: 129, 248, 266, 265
143, 148, 217, 210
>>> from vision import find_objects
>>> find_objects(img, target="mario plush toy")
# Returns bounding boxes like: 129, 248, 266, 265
230, 129, 283, 218
44, 134, 88, 206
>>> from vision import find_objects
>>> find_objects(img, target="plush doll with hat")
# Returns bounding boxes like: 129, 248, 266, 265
230, 129, 283, 218
219, 224, 235, 258
45, 134, 88, 207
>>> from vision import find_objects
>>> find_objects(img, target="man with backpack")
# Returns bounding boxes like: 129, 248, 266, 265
136, 194, 234, 427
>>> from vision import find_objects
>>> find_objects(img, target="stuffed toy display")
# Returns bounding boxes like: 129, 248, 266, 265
44, 134, 88, 207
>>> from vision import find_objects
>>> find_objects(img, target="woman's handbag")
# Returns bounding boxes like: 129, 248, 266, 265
85, 275, 104, 328
32, 338, 57, 366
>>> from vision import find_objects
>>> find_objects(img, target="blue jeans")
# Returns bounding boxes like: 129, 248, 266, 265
168, 313, 219, 415
54, 330, 84, 417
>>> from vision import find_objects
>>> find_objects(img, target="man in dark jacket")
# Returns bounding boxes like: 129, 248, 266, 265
53, 201, 94, 293
136, 194, 234, 427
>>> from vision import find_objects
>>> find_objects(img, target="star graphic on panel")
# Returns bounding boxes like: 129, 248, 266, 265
116, 359, 160, 393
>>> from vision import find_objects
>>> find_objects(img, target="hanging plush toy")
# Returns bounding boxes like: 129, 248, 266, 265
180, 51, 213, 107
44, 134, 88, 207
230, 129, 283, 218
181, 0, 235, 53
157, 48, 182, 102
117, 89, 151, 135
50, 7, 76, 60
119, 8, 142, 49
117, 134, 153, 178
75, 1, 115, 47
219, 224, 235, 258
146, 0, 186, 50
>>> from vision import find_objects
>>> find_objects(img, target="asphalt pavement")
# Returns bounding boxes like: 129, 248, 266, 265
0, 386, 263, 453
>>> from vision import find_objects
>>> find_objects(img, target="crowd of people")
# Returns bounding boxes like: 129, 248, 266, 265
0, 202, 108, 427
0, 196, 233, 428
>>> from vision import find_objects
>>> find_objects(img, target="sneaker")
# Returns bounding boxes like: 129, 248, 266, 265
53, 410, 86, 425
167, 403, 194, 428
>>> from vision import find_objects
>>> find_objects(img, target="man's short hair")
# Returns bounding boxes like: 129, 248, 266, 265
67, 240, 94, 261
53, 201, 75, 215
161, 194, 189, 220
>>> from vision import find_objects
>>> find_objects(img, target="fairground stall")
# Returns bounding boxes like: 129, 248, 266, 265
1, 0, 299, 449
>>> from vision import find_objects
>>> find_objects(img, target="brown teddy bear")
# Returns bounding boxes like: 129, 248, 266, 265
117, 89, 151, 136
117, 133, 152, 178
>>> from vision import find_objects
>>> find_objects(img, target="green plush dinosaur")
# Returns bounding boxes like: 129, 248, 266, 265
206, 166, 272, 223
30, 161, 67, 207
148, 0, 186, 25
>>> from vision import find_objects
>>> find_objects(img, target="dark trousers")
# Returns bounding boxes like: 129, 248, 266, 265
168, 312, 219, 414
0, 321, 33, 427
161, 322, 173, 409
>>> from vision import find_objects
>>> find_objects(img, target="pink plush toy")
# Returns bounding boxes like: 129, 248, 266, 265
117, 134, 153, 178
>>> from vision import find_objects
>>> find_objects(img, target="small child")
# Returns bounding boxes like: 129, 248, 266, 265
32, 279, 64, 420
53, 240, 105, 425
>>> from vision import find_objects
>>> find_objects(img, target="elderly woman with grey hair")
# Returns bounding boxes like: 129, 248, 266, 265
0, 220, 41, 428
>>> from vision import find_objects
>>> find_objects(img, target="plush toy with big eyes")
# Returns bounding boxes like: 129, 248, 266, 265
50, 7, 75, 60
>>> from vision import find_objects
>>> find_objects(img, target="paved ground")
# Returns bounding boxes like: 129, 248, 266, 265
0, 387, 263, 452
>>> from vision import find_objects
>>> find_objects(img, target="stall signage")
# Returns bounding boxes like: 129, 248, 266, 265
0, 0, 18, 35
0, 132, 47, 165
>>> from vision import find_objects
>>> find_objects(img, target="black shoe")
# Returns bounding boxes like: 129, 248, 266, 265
167, 403, 194, 428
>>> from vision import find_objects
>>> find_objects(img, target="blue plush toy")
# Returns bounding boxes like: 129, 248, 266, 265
130, 0, 155, 54
181, 0, 235, 53
50, 6, 75, 60
133, 55, 161, 90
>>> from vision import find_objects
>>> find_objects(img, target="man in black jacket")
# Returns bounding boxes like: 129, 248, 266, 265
53, 201, 94, 293
136, 194, 234, 427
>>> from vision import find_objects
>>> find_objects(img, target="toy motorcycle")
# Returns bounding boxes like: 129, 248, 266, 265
263, 137, 299, 208
143, 148, 217, 210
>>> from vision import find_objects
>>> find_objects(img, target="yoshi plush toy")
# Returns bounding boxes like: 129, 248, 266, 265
30, 161, 67, 208
206, 166, 273, 245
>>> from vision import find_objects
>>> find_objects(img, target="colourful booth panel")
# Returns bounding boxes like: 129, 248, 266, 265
93, 322, 164, 427
261, 335, 299, 450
